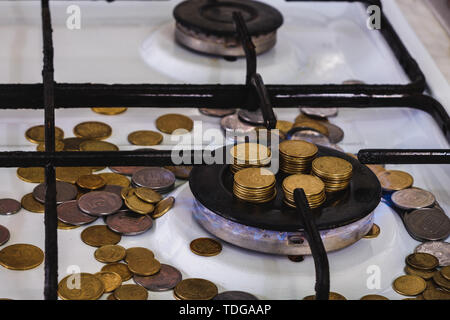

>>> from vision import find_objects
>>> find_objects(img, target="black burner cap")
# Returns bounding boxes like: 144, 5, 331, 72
173, 0, 284, 37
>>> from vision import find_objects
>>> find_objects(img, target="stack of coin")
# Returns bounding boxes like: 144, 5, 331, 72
279, 140, 318, 174
233, 168, 276, 204
312, 156, 353, 193
229, 143, 271, 174
282, 174, 326, 209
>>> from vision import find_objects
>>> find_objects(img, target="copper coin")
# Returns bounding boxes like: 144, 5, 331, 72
0, 225, 10, 246
199, 108, 236, 117
164, 166, 193, 180
78, 191, 123, 217
109, 167, 147, 176
131, 168, 175, 192
404, 208, 450, 241
101, 185, 124, 199
32, 182, 77, 204
106, 210, 153, 236
0, 199, 21, 216
57, 200, 98, 226
213, 291, 259, 300
133, 264, 182, 291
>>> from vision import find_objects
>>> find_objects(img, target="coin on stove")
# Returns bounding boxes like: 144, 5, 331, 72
17, 167, 45, 183
404, 265, 436, 280
391, 188, 436, 210
377, 170, 413, 192
114, 284, 148, 300
275, 120, 294, 134
25, 125, 64, 144
127, 257, 161, 277
91, 107, 127, 115
404, 208, 450, 242
55, 167, 93, 184
392, 275, 426, 296
199, 108, 236, 117
57, 200, 98, 226
300, 107, 338, 118
133, 264, 182, 292
0, 244, 44, 270
360, 295, 389, 300
106, 210, 153, 236
93, 271, 122, 293
238, 109, 265, 125
73, 121, 112, 140
76, 174, 106, 190
125, 192, 155, 215
156, 114, 193, 134
0, 199, 21, 216
164, 166, 193, 180
132, 167, 175, 192
406, 253, 439, 271
36, 140, 65, 152
94, 245, 126, 263
441, 266, 450, 281
0, 225, 10, 247
433, 271, 450, 290
58, 273, 104, 300
363, 224, 380, 239
125, 247, 155, 264
98, 173, 130, 188
33, 181, 78, 204
128, 130, 163, 146
78, 191, 123, 217
190, 238, 222, 257
415, 241, 450, 267
152, 197, 175, 219
81, 225, 121, 247
214, 291, 259, 300
174, 278, 218, 300
101, 263, 132, 282
134, 187, 162, 204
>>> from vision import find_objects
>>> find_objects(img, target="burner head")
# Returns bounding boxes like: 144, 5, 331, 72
173, 0, 284, 56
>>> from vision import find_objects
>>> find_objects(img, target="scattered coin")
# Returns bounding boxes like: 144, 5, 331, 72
128, 130, 163, 146
442, 266, 450, 281
363, 224, 380, 239
81, 225, 121, 247
55, 167, 93, 184
101, 185, 124, 199
134, 187, 162, 204
125, 192, 155, 215
164, 166, 193, 180
377, 170, 413, 192
289, 129, 331, 146
94, 245, 126, 263
114, 284, 148, 300
433, 271, 450, 290
406, 253, 439, 270
125, 247, 155, 264
174, 278, 218, 300
392, 275, 427, 296
62, 137, 87, 151
0, 199, 21, 216
57, 220, 80, 230
303, 292, 347, 300
128, 257, 161, 277
73, 121, 112, 140
132, 167, 175, 193
57, 200, 98, 226
109, 166, 147, 176
91, 107, 127, 115
415, 241, 450, 267
404, 265, 435, 280
404, 208, 450, 242
156, 114, 193, 134
391, 188, 436, 210
101, 263, 132, 282
17, 167, 45, 183
190, 238, 222, 257
360, 295, 389, 300
238, 109, 265, 125
0, 225, 10, 247
80, 140, 119, 152
214, 291, 259, 300
94, 271, 122, 293
300, 107, 338, 119
78, 191, 123, 217
220, 114, 256, 137
106, 211, 153, 236
0, 244, 44, 270
134, 264, 182, 292
199, 108, 236, 117
58, 273, 104, 300
152, 196, 175, 219
422, 288, 450, 300
25, 125, 64, 144
36, 140, 65, 152
98, 173, 130, 188
33, 181, 78, 204
76, 174, 106, 190
121, 186, 134, 200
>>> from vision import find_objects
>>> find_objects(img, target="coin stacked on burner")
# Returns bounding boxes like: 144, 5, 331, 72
282, 174, 326, 209
233, 168, 277, 204
279, 140, 318, 174
312, 156, 353, 193
230, 143, 271, 174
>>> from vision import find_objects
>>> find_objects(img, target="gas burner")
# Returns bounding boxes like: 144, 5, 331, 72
173, 0, 283, 57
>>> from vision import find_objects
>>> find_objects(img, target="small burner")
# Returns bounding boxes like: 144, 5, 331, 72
173, 0, 283, 56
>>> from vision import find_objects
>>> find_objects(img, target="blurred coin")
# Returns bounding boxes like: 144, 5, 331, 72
114, 284, 148, 300
199, 108, 236, 117
134, 188, 162, 204
128, 257, 161, 277
76, 174, 106, 190
406, 253, 439, 270
101, 263, 132, 282
433, 271, 450, 290
377, 170, 413, 192
321, 122, 344, 143
0, 199, 21, 215
0, 225, 10, 247
128, 130, 163, 146
404, 208, 450, 242
121, 187, 134, 200
392, 275, 426, 296
415, 241, 450, 267
288, 255, 304, 263
303, 292, 347, 300
58, 273, 104, 300
94, 245, 126, 263
220, 114, 256, 136
94, 271, 122, 293
360, 295, 389, 300
125, 247, 154, 264
300, 107, 338, 118
214, 291, 259, 300
276, 121, 294, 135
293, 120, 329, 136
152, 197, 175, 219
156, 114, 193, 134
0, 244, 44, 270
392, 188, 436, 210
174, 278, 218, 300
55, 167, 92, 184
238, 109, 265, 125
62, 137, 86, 151
17, 167, 45, 183
441, 266, 450, 281
363, 224, 380, 239
164, 166, 193, 180
81, 225, 121, 247
101, 185, 124, 199
109, 166, 147, 176
132, 168, 175, 192
78, 191, 122, 217
342, 80, 366, 85
190, 238, 222, 257
289, 129, 331, 146
25, 125, 64, 144
134, 264, 182, 292
404, 265, 436, 280
36, 140, 64, 152
422, 288, 450, 300
73, 121, 112, 140
80, 140, 119, 152
98, 173, 130, 188
57, 220, 79, 230
33, 181, 77, 204
106, 211, 153, 236
125, 192, 155, 215
91, 107, 127, 115
107, 294, 116, 300
57, 200, 97, 226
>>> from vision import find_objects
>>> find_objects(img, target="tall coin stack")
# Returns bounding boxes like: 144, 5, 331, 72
312, 156, 353, 193
279, 140, 318, 174
233, 168, 277, 204
282, 174, 326, 209
230, 143, 271, 174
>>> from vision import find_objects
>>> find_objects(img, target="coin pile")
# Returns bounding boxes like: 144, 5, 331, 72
279, 140, 318, 174
312, 156, 353, 193
282, 174, 326, 209
230, 143, 271, 174
233, 168, 276, 204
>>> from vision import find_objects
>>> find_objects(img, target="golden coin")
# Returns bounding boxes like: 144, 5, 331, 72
276, 120, 293, 134
17, 167, 45, 183
279, 140, 318, 159
433, 271, 450, 290
363, 224, 380, 239
25, 125, 64, 144
152, 196, 175, 219
81, 225, 121, 247
94, 245, 126, 263
125, 247, 155, 264
156, 114, 194, 134
79, 140, 119, 152
231, 143, 271, 164
404, 265, 436, 280
174, 279, 218, 300
114, 284, 148, 300
55, 167, 92, 184
0, 244, 44, 270
74, 121, 112, 140
303, 292, 347, 300
128, 131, 163, 146
58, 273, 104, 300
127, 258, 161, 276
98, 173, 130, 188
442, 266, 450, 281
91, 107, 127, 115
94, 271, 122, 293
377, 170, 414, 192
58, 220, 80, 230
107, 293, 116, 300
62, 137, 87, 151
21, 193, 45, 213
101, 263, 132, 282
134, 187, 162, 204
190, 238, 222, 257
360, 294, 389, 300
293, 119, 329, 136
367, 164, 386, 176
282, 174, 325, 196
393, 275, 426, 296
76, 174, 106, 190
36, 140, 65, 152
125, 193, 155, 215
312, 156, 353, 177
121, 186, 134, 200
422, 288, 450, 300
406, 253, 439, 271
234, 168, 275, 189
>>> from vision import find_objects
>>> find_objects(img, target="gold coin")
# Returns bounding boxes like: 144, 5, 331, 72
62, 137, 87, 151
393, 275, 426, 296
134, 187, 162, 204
377, 170, 413, 192
231, 143, 271, 164
125, 247, 155, 264
101, 263, 132, 282
128, 131, 163, 146
234, 168, 275, 189
433, 271, 450, 290
367, 164, 386, 176
76, 174, 106, 190
58, 273, 104, 300
114, 284, 148, 300
404, 266, 436, 280
94, 245, 126, 263
74, 121, 112, 140
363, 224, 380, 239
107, 293, 116, 300
276, 120, 294, 134
91, 107, 127, 115
279, 140, 318, 159
79, 140, 119, 152
442, 266, 450, 281
128, 258, 161, 276
312, 156, 353, 177
94, 271, 122, 293
303, 292, 347, 300
190, 238, 222, 257
55, 167, 93, 184
25, 125, 64, 144
293, 119, 329, 136
152, 196, 175, 219
121, 186, 134, 200
81, 225, 121, 247
58, 220, 80, 230
174, 279, 218, 300
282, 174, 325, 196
125, 193, 155, 215
21, 193, 45, 213
422, 288, 450, 300
156, 114, 194, 134
360, 294, 389, 300
0, 244, 44, 270
406, 253, 439, 271
98, 173, 130, 188
36, 140, 65, 152
17, 167, 45, 183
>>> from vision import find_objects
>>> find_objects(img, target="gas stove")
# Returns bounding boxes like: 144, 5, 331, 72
0, 0, 449, 301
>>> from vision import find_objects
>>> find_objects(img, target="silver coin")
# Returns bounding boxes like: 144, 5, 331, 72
404, 208, 450, 242
0, 224, 10, 246
391, 188, 436, 210
213, 291, 259, 300
78, 191, 123, 217
131, 167, 176, 192
106, 210, 153, 236
199, 108, 236, 117
0, 199, 21, 216
321, 122, 344, 144
415, 241, 450, 267
300, 107, 338, 118
290, 129, 331, 145
33, 181, 78, 204
220, 114, 256, 136
238, 109, 265, 125
57, 200, 98, 226
342, 79, 366, 85
133, 264, 182, 291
